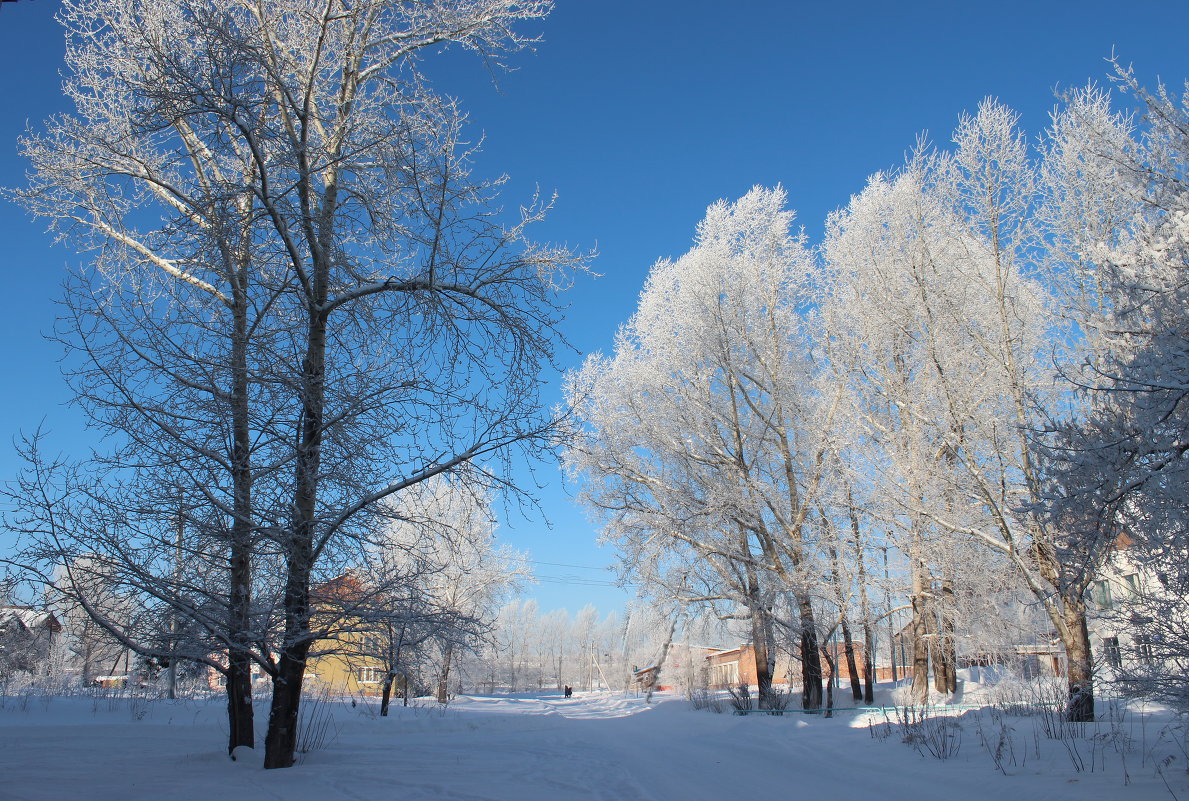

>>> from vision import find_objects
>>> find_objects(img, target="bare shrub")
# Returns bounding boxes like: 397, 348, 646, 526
726, 684, 753, 713
890, 704, 962, 760
688, 688, 724, 714
296, 688, 340, 759
975, 707, 1018, 774
761, 687, 791, 714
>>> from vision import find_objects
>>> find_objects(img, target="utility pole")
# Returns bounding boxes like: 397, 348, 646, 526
167, 497, 183, 700
594, 652, 611, 692
884, 544, 897, 685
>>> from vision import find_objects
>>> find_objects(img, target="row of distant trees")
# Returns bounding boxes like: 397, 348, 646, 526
2, 475, 525, 703
565, 68, 1189, 721
458, 601, 698, 696
2, 0, 582, 771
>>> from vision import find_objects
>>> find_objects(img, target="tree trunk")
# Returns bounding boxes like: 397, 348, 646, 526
167, 504, 182, 702
646, 615, 679, 704
225, 275, 255, 755
263, 641, 310, 769
226, 542, 255, 755
1061, 595, 1094, 722
821, 646, 836, 718
882, 545, 898, 686
842, 620, 862, 702
862, 622, 876, 705
82, 637, 95, 687
262, 506, 316, 767
933, 579, 956, 695
380, 672, 394, 717
262, 478, 317, 767
797, 592, 822, 710
226, 655, 255, 757
437, 641, 454, 703
620, 611, 633, 693
263, 258, 327, 769
848, 502, 876, 705
928, 613, 946, 695
910, 543, 931, 704
748, 598, 774, 709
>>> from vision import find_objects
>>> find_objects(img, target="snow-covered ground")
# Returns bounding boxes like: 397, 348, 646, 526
1, 687, 1184, 800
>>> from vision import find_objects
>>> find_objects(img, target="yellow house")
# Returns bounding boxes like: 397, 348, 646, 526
304, 574, 402, 697
205, 573, 410, 697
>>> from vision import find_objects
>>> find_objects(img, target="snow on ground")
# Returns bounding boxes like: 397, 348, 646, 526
1, 687, 1184, 801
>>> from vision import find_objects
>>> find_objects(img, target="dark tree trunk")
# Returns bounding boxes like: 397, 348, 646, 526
907, 526, 933, 705
225, 277, 255, 755
262, 248, 328, 769
797, 592, 822, 710
380, 673, 394, 717
262, 527, 316, 769
225, 655, 255, 756
848, 500, 876, 705
932, 579, 956, 695
842, 621, 862, 702
226, 536, 255, 755
82, 638, 95, 686
646, 615, 679, 704
263, 643, 310, 768
437, 641, 454, 703
262, 516, 315, 766
1034, 540, 1096, 723
821, 646, 836, 718
1062, 596, 1095, 722
749, 604, 774, 709
928, 615, 946, 695
862, 624, 876, 705
736, 524, 774, 708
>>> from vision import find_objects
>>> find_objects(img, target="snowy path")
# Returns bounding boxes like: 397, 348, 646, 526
0, 692, 1172, 800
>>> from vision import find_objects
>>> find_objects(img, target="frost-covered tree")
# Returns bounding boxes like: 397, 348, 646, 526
322, 477, 522, 716
822, 102, 1110, 719
821, 156, 967, 704
10, 0, 579, 768
1038, 69, 1189, 708
381, 478, 529, 703
566, 186, 833, 709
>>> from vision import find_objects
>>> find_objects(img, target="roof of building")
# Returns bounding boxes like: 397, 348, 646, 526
0, 606, 62, 634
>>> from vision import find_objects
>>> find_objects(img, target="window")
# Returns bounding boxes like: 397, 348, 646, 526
1103, 636, 1122, 669
711, 662, 739, 688
1121, 574, 1140, 598
1136, 635, 1154, 665
1090, 580, 1113, 610
358, 666, 383, 684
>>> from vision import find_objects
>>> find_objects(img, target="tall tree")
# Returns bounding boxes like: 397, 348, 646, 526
566, 187, 832, 709
822, 103, 1106, 718
371, 476, 527, 703
12, 0, 579, 768
1038, 70, 1189, 709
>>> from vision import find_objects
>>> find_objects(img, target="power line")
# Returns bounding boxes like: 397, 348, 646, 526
528, 559, 612, 571
533, 573, 636, 588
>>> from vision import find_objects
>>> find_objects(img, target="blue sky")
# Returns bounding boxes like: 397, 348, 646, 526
2, 0, 1188, 614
